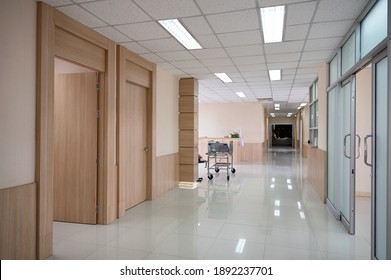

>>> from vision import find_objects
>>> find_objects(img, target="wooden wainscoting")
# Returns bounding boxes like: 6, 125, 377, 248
306, 147, 327, 203
240, 143, 264, 163
0, 183, 36, 259
153, 153, 179, 199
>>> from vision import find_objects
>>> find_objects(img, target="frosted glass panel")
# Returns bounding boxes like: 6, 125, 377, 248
327, 88, 337, 207
375, 57, 387, 260
342, 33, 356, 74
329, 55, 338, 85
361, 0, 387, 58
340, 82, 351, 222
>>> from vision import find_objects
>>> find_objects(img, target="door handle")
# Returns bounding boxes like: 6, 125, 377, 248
355, 135, 361, 159
144, 147, 149, 152
344, 134, 351, 159
364, 135, 373, 167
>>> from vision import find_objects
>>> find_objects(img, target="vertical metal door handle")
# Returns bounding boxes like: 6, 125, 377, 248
344, 134, 351, 159
364, 135, 373, 167
355, 135, 361, 159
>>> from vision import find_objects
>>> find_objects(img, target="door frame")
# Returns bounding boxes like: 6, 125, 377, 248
36, 3, 116, 259
117, 46, 155, 218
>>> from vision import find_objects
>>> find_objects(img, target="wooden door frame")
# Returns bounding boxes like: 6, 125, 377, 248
117, 46, 155, 217
36, 2, 117, 259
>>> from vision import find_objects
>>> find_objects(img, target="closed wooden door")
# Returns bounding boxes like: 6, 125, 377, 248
120, 82, 148, 210
54, 72, 98, 224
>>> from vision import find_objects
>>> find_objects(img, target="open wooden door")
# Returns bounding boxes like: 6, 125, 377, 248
54, 72, 98, 224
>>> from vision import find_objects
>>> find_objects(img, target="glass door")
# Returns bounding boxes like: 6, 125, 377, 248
371, 54, 389, 259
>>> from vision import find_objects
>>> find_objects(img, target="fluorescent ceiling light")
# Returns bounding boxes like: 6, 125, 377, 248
272, 177, 275, 182
287, 179, 291, 184
158, 19, 202, 50
269, 69, 281, 81
215, 73, 233, 83
275, 200, 280, 206
274, 103, 280, 108
260, 5, 285, 43
300, 103, 307, 107
274, 209, 280, 216
236, 92, 246, 98
275, 108, 280, 111
270, 184, 275, 189
298, 106, 302, 110
297, 202, 302, 209
288, 185, 292, 190
300, 211, 306, 220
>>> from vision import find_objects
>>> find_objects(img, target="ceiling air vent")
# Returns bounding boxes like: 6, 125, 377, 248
257, 98, 273, 103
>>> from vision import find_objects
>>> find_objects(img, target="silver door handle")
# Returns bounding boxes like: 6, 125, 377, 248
144, 147, 149, 152
364, 135, 373, 167
344, 134, 351, 159
355, 135, 361, 159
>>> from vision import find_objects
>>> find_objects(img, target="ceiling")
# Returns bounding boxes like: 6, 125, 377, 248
41, 0, 370, 115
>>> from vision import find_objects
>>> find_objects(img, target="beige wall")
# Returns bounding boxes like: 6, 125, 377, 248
155, 66, 179, 157
356, 67, 372, 195
317, 63, 328, 151
302, 105, 309, 144
199, 103, 265, 143
0, 0, 36, 189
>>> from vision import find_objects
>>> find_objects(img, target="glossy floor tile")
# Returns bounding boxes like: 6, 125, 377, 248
50, 148, 372, 260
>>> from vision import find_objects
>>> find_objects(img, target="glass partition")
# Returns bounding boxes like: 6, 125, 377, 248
342, 33, 356, 75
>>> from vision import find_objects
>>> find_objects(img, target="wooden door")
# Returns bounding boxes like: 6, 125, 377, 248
54, 72, 98, 224
120, 82, 148, 210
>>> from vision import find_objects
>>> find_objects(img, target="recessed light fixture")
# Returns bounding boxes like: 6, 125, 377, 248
275, 108, 280, 111
260, 5, 285, 43
287, 113, 292, 117
274, 103, 280, 108
215, 73, 233, 83
236, 92, 246, 98
300, 103, 307, 107
158, 19, 202, 50
269, 69, 281, 81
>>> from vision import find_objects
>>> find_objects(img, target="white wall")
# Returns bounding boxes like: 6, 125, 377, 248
199, 103, 265, 143
0, 0, 36, 189
155, 66, 179, 157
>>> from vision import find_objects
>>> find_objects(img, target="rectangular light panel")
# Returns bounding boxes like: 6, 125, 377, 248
235, 92, 246, 98
215, 73, 233, 83
260, 6, 285, 43
269, 70, 281, 81
158, 19, 202, 50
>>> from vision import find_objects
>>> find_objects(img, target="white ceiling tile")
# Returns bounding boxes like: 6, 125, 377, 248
283, 69, 297, 75
157, 51, 195, 61
218, 30, 262, 47
285, 24, 310, 41
133, 0, 201, 20
268, 62, 298, 69
237, 64, 267, 72
245, 76, 269, 82
181, 16, 214, 35
296, 67, 319, 75
167, 68, 186, 75
304, 37, 342, 51
295, 73, 318, 80
190, 48, 228, 59
241, 71, 268, 78
116, 21, 169, 41
120, 42, 150, 54
42, 0, 72, 6
191, 74, 217, 80
171, 60, 204, 68
207, 65, 238, 73
57, 5, 107, 28
225, 45, 263, 57
139, 38, 185, 52
286, 2, 317, 25
183, 67, 211, 74
264, 41, 304, 54
139, 53, 165, 63
206, 10, 259, 33
314, 0, 369, 22
196, 35, 222, 49
232, 56, 265, 65
156, 62, 177, 70
308, 20, 355, 39
298, 60, 325, 68
94, 26, 130, 42
200, 58, 233, 67
82, 0, 151, 25
258, 0, 314, 7
267, 53, 301, 63
301, 50, 333, 61
196, 0, 256, 14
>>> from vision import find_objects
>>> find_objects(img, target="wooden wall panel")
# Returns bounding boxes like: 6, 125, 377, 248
179, 113, 198, 130
0, 183, 36, 260
153, 153, 179, 199
180, 131, 198, 147
179, 96, 198, 113
180, 164, 198, 182
179, 79, 198, 96
179, 147, 198, 165
306, 147, 327, 203
241, 143, 263, 162
55, 28, 105, 72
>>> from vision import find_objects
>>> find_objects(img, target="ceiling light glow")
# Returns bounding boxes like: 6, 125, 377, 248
215, 73, 233, 83
158, 19, 202, 50
235, 239, 247, 254
269, 69, 281, 81
260, 6, 285, 43
236, 92, 246, 98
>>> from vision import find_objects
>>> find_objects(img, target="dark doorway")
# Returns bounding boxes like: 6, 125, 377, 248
272, 124, 293, 147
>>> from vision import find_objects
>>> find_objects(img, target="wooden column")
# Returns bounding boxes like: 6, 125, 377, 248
179, 78, 198, 183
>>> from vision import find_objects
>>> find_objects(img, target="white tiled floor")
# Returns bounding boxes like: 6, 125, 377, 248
50, 148, 371, 260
